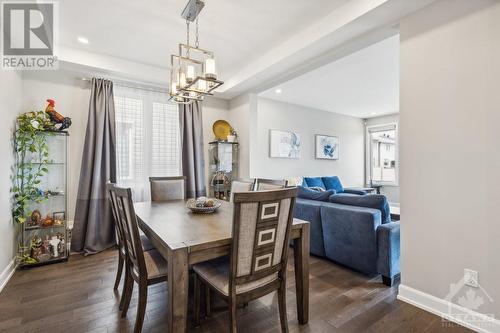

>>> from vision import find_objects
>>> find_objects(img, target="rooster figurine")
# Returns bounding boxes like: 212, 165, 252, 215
45, 99, 72, 131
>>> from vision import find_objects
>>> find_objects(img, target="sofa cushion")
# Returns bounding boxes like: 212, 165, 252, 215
322, 176, 344, 193
329, 194, 391, 224
293, 199, 326, 257
297, 186, 335, 202
303, 177, 326, 189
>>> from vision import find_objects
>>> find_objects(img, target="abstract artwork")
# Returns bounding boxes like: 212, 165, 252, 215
269, 130, 301, 159
316, 134, 339, 160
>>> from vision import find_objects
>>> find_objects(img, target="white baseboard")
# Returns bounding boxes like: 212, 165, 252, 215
0, 259, 16, 294
398, 284, 500, 333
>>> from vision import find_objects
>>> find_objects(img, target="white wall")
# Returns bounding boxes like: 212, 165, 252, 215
400, 0, 500, 321
365, 113, 400, 204
0, 71, 23, 290
253, 98, 365, 187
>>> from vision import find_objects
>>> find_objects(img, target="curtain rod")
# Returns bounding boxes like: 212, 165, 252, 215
79, 77, 169, 94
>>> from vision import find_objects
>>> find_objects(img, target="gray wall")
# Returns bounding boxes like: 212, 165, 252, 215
253, 98, 365, 187
400, 0, 500, 319
365, 113, 400, 204
0, 71, 23, 290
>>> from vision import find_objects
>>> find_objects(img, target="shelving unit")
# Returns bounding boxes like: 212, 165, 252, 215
19, 131, 69, 268
208, 141, 239, 201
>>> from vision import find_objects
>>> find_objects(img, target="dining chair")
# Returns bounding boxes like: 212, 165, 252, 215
111, 184, 168, 333
106, 183, 155, 294
229, 178, 256, 202
193, 188, 299, 333
149, 176, 186, 201
255, 178, 288, 191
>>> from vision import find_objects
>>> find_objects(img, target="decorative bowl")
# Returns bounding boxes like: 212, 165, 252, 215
186, 198, 222, 214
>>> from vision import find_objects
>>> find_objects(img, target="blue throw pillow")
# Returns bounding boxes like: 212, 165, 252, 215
322, 176, 344, 193
298, 186, 335, 202
303, 177, 326, 189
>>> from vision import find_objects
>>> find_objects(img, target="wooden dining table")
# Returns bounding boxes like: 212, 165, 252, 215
134, 200, 310, 333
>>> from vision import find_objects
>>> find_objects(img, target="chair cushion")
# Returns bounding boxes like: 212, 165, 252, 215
143, 249, 168, 280
297, 186, 335, 202
322, 176, 344, 193
303, 177, 326, 189
193, 256, 278, 296
140, 234, 155, 251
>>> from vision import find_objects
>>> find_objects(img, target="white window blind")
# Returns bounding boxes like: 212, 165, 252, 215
114, 85, 181, 201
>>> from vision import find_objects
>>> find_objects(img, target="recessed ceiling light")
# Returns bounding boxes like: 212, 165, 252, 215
275, 88, 282, 94
77, 36, 89, 45
371, 112, 377, 116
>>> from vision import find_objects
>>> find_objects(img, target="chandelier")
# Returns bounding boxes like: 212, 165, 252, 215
169, 0, 223, 104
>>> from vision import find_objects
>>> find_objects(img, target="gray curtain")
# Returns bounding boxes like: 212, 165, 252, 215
179, 101, 206, 198
72, 78, 116, 254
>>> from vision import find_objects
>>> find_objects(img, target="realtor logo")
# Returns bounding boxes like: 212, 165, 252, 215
1, 1, 59, 70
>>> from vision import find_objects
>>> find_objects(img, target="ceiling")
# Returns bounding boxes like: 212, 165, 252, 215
59, 0, 349, 80
259, 34, 399, 119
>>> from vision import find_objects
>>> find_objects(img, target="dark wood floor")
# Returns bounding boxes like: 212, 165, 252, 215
0, 249, 471, 333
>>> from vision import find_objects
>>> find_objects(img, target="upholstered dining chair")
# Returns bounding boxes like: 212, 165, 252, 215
106, 183, 154, 294
149, 176, 186, 201
193, 188, 299, 333
229, 178, 256, 202
255, 178, 288, 191
109, 184, 168, 333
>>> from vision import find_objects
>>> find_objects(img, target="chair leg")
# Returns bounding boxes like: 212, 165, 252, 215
134, 281, 148, 333
194, 274, 201, 327
119, 264, 130, 310
205, 285, 211, 317
277, 283, 289, 333
121, 270, 134, 318
114, 254, 124, 290
228, 296, 237, 333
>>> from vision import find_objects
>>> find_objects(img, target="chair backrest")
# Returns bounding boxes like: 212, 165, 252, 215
149, 176, 186, 201
230, 188, 298, 291
255, 178, 288, 191
106, 182, 125, 252
111, 184, 147, 279
230, 178, 256, 202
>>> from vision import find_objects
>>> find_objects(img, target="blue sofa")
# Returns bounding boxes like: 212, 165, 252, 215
294, 176, 400, 286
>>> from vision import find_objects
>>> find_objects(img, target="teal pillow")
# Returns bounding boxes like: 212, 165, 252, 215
303, 177, 326, 189
322, 176, 344, 193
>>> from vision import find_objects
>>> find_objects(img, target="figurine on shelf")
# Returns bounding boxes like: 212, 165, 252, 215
49, 236, 61, 257
30, 237, 43, 261
45, 99, 72, 131
42, 215, 54, 227
29, 210, 42, 227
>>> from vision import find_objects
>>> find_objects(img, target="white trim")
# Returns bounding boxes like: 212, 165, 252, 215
0, 259, 17, 294
365, 122, 399, 186
398, 284, 500, 333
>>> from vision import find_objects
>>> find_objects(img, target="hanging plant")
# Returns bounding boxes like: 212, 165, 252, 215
12, 111, 55, 224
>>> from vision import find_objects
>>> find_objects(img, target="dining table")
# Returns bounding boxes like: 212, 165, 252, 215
134, 199, 310, 333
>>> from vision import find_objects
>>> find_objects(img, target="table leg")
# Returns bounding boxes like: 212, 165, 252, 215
167, 247, 189, 333
293, 223, 310, 325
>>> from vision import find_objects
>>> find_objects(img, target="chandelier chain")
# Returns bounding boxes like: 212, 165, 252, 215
195, 16, 199, 48
186, 19, 190, 57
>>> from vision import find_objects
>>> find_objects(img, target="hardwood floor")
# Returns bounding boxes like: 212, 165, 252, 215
0, 249, 471, 333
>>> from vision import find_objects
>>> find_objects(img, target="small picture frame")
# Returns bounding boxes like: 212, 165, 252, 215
52, 211, 66, 225
315, 134, 339, 160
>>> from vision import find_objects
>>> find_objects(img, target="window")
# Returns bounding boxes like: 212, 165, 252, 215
367, 124, 398, 185
114, 86, 181, 201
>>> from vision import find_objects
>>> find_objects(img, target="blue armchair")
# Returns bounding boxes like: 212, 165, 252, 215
303, 176, 368, 195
